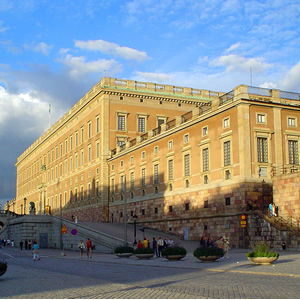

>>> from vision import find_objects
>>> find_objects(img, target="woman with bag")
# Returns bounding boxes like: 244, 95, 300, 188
32, 241, 40, 261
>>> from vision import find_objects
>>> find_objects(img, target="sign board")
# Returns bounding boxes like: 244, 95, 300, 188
71, 229, 78, 236
240, 214, 247, 220
240, 214, 247, 228
61, 224, 67, 234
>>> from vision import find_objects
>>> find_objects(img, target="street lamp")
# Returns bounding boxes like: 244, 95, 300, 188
133, 214, 138, 245
24, 198, 27, 215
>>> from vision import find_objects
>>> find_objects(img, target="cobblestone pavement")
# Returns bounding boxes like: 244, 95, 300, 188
1, 247, 300, 299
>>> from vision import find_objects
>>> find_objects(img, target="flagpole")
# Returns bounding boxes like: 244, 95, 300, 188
49, 103, 51, 129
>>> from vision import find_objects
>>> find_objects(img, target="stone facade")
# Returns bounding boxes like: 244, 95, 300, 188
5, 79, 300, 247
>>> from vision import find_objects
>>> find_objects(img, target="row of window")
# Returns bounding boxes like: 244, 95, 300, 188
257, 114, 297, 127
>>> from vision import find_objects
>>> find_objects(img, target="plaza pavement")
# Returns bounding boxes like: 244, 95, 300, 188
1, 246, 300, 299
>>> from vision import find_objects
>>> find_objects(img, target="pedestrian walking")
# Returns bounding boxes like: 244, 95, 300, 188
20, 240, 23, 250
152, 237, 158, 257
32, 241, 40, 261
25, 239, 28, 250
86, 238, 92, 258
78, 240, 85, 258
157, 237, 164, 257
28, 240, 32, 250
222, 233, 230, 258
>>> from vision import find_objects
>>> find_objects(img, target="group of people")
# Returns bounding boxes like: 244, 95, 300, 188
136, 237, 175, 257
269, 203, 278, 217
78, 238, 93, 259
19, 239, 34, 251
200, 233, 230, 258
0, 239, 15, 247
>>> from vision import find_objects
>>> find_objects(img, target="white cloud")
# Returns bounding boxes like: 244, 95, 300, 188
281, 61, 300, 92
24, 42, 53, 55
225, 42, 241, 53
133, 71, 173, 83
0, 85, 49, 134
61, 54, 122, 79
210, 54, 272, 73
74, 39, 149, 62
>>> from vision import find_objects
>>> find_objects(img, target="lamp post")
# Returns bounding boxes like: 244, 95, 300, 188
133, 214, 137, 245
24, 198, 27, 215
123, 175, 127, 246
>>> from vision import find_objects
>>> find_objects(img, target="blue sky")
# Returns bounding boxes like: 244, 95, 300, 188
0, 0, 300, 207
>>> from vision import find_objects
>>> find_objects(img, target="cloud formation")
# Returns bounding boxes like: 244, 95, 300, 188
24, 42, 53, 55
210, 55, 272, 73
61, 54, 122, 79
75, 39, 149, 63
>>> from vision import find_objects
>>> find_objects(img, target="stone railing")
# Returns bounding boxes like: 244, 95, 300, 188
111, 106, 211, 156
271, 165, 300, 177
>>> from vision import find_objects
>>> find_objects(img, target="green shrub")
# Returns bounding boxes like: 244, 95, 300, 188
114, 246, 134, 254
246, 241, 279, 258
193, 247, 224, 258
0, 260, 7, 273
133, 248, 154, 254
162, 246, 187, 257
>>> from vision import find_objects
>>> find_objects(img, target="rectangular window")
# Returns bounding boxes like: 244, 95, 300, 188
184, 154, 190, 176
75, 131, 79, 147
154, 146, 158, 154
88, 146, 92, 162
130, 172, 134, 190
138, 117, 146, 132
202, 148, 209, 172
75, 153, 78, 168
88, 122, 92, 138
118, 115, 125, 131
257, 137, 268, 163
65, 139, 68, 154
80, 150, 84, 165
169, 205, 173, 212
120, 175, 125, 192
185, 203, 190, 211
257, 114, 266, 123
288, 140, 299, 165
81, 127, 84, 143
224, 118, 230, 128
141, 168, 146, 187
88, 183, 91, 199
184, 134, 189, 143
70, 135, 73, 150
225, 197, 231, 206
96, 116, 100, 133
168, 141, 173, 149
154, 164, 159, 184
204, 200, 208, 208
202, 126, 208, 136
96, 142, 100, 158
288, 117, 296, 127
168, 159, 174, 180
224, 141, 231, 166
69, 156, 73, 172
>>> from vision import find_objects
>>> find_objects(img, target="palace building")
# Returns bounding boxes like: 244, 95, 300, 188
9, 77, 300, 246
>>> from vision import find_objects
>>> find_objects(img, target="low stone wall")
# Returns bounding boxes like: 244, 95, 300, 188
0, 215, 124, 253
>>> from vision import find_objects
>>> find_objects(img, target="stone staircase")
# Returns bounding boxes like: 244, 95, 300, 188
252, 210, 300, 250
